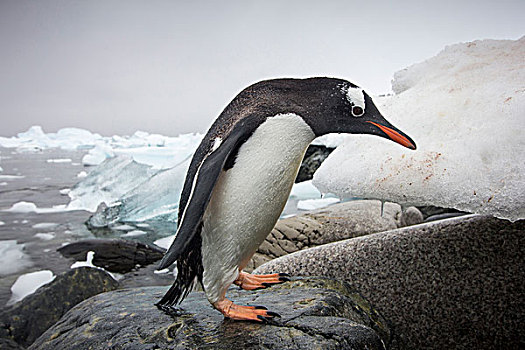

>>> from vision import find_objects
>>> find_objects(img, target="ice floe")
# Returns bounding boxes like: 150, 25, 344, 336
120, 230, 147, 237
32, 222, 59, 230
153, 236, 174, 250
4, 202, 69, 214
297, 197, 340, 211
0, 174, 25, 180
46, 158, 72, 163
0, 240, 33, 276
34, 233, 55, 240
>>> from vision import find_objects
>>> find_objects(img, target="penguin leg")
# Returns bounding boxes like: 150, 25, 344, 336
213, 298, 280, 322
233, 271, 290, 290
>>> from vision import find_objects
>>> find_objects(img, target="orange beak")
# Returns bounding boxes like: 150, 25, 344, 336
367, 121, 416, 150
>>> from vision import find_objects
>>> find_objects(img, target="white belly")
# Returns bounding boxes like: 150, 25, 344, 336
200, 113, 315, 303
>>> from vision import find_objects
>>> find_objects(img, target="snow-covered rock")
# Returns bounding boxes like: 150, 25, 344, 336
314, 37, 525, 221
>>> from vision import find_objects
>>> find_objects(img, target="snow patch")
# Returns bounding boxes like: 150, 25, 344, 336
70, 251, 120, 280
70, 251, 97, 269
8, 270, 55, 305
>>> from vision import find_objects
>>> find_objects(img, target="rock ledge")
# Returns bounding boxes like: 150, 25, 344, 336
30, 277, 391, 350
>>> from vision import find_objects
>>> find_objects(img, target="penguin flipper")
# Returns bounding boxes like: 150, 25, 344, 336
157, 118, 258, 270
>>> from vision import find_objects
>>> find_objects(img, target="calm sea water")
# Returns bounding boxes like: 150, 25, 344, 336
0, 147, 175, 306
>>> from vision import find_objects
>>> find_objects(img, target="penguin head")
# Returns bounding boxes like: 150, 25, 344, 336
293, 78, 417, 150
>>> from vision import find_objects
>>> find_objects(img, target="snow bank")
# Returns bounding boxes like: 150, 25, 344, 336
8, 270, 55, 305
314, 37, 525, 221
0, 240, 32, 276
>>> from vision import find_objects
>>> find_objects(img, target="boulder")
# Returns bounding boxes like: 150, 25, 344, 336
30, 277, 391, 350
57, 239, 165, 273
0, 338, 24, 350
296, 145, 334, 183
245, 200, 423, 271
0, 267, 118, 348
255, 215, 525, 350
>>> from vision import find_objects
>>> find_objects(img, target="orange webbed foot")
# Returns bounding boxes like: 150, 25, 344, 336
213, 298, 280, 322
233, 271, 290, 290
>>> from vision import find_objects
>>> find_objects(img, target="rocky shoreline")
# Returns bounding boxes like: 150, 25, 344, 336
1, 205, 523, 349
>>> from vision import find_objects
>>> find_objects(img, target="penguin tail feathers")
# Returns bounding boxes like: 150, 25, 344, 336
156, 275, 195, 307
156, 232, 203, 307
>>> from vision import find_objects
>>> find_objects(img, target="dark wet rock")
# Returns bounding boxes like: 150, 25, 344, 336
0, 338, 25, 350
117, 264, 176, 289
424, 211, 466, 222
0, 267, 118, 348
416, 205, 466, 220
57, 239, 165, 273
256, 215, 525, 350
246, 200, 423, 272
30, 277, 390, 350
296, 145, 334, 183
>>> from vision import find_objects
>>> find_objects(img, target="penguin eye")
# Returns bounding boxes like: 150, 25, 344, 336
351, 105, 364, 117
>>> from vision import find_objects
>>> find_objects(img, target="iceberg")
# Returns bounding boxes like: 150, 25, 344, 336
86, 157, 190, 227
314, 37, 525, 221
0, 126, 103, 152
67, 156, 157, 213
0, 125, 203, 168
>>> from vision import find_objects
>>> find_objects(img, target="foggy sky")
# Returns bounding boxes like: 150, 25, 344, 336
0, 0, 523, 137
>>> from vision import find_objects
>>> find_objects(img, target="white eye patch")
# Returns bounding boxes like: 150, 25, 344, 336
344, 86, 366, 117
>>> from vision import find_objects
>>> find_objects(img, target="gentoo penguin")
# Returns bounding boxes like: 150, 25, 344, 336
157, 77, 416, 321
